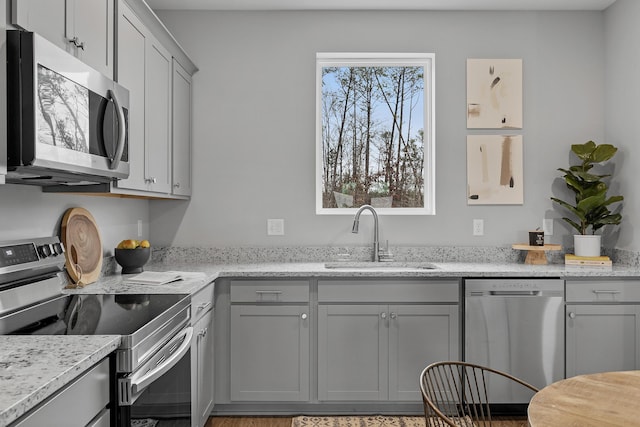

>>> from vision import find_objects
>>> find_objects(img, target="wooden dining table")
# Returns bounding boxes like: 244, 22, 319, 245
528, 370, 640, 426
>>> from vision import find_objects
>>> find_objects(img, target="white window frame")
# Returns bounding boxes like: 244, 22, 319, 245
315, 52, 436, 215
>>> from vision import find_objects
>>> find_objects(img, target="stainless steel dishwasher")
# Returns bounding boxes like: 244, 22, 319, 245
464, 278, 564, 409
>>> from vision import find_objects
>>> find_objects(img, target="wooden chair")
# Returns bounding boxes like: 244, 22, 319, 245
419, 361, 539, 427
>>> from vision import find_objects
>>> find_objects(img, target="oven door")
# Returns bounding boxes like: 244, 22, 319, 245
118, 326, 193, 427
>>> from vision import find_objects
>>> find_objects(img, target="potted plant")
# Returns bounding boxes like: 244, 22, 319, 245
550, 140, 623, 256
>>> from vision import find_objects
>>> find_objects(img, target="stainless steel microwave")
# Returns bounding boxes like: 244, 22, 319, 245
6, 31, 129, 186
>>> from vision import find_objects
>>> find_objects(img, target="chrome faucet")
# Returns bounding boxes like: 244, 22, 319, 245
351, 204, 380, 262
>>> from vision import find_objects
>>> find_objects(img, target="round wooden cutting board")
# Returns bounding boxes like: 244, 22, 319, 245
61, 207, 103, 285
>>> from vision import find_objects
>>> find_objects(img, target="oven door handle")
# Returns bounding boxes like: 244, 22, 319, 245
131, 326, 193, 394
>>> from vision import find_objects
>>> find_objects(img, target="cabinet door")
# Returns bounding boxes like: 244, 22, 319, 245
230, 305, 310, 401
194, 310, 214, 427
144, 36, 173, 194
318, 304, 388, 401
566, 304, 640, 377
12, 0, 68, 51
68, 0, 114, 78
172, 59, 192, 196
13, 0, 113, 78
388, 304, 459, 401
116, 3, 147, 191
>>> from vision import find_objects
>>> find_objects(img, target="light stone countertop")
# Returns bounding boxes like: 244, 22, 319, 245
0, 335, 120, 427
3, 259, 640, 425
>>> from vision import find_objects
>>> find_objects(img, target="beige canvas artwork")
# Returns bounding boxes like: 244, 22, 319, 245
467, 134, 523, 205
467, 59, 523, 129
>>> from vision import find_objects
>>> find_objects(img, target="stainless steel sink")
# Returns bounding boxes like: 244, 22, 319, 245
324, 261, 438, 270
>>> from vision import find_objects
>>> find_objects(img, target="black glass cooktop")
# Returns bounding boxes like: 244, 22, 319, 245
9, 293, 188, 336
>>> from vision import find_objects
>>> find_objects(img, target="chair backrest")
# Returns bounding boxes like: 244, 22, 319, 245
419, 361, 539, 427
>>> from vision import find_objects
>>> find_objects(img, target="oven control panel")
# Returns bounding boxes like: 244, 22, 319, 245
0, 243, 39, 267
0, 237, 65, 270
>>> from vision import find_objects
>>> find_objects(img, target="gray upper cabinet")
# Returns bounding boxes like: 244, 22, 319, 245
172, 59, 193, 196
12, 0, 114, 79
566, 279, 640, 378
115, 4, 146, 192
116, 3, 172, 194
317, 279, 459, 402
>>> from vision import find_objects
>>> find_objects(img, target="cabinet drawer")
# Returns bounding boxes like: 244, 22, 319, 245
192, 281, 214, 322
230, 280, 309, 303
566, 279, 640, 303
13, 358, 110, 427
318, 279, 459, 303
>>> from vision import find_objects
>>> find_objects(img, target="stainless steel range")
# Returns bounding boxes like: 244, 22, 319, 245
0, 237, 193, 426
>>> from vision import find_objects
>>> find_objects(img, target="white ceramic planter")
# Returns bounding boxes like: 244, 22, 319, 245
574, 235, 601, 257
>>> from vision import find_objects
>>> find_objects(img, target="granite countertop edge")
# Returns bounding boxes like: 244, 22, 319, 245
0, 336, 120, 427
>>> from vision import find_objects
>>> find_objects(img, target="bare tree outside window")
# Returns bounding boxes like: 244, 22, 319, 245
316, 53, 435, 215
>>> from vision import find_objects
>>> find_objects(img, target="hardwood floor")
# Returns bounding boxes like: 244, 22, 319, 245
206, 416, 529, 427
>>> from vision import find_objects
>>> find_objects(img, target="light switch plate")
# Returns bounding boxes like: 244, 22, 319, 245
267, 219, 285, 236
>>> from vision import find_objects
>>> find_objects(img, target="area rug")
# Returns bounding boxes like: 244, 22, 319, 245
291, 415, 426, 427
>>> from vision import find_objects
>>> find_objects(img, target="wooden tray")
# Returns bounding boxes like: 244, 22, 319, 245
512, 243, 562, 265
61, 207, 103, 285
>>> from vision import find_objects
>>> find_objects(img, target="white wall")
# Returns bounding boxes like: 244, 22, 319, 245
604, 0, 640, 252
151, 10, 606, 249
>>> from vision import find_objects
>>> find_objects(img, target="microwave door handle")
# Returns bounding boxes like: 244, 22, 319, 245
107, 89, 126, 170
131, 326, 193, 394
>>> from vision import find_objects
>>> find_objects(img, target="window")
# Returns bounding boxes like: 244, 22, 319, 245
316, 52, 435, 215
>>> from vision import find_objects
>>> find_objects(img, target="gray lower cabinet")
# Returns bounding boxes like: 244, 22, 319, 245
566, 279, 640, 377
12, 357, 110, 427
317, 279, 459, 402
191, 281, 214, 427
229, 281, 310, 402
193, 309, 214, 426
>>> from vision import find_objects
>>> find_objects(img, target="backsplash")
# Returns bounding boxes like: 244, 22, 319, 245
89, 245, 640, 278
149, 245, 637, 266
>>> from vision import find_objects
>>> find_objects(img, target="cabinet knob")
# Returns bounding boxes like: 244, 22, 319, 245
380, 312, 387, 319
301, 313, 308, 320
145, 177, 157, 184
174, 182, 181, 188
390, 312, 397, 319
568, 312, 576, 319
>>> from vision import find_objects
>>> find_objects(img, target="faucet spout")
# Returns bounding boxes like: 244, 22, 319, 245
351, 204, 380, 262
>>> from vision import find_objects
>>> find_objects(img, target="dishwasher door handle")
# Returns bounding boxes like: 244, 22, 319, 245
488, 290, 542, 296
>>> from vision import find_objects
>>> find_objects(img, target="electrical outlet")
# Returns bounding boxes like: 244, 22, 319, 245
543, 219, 554, 236
267, 219, 285, 236
473, 219, 484, 236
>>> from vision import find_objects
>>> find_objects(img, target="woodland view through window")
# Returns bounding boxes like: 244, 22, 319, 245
316, 53, 435, 215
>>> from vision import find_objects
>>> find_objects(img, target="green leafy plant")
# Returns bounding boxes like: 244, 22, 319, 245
551, 141, 623, 235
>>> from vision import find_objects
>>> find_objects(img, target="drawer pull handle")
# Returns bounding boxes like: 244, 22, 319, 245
255, 290, 283, 294
198, 301, 212, 311
592, 290, 621, 294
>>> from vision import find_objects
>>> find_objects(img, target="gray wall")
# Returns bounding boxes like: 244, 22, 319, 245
151, 10, 607, 249
0, 184, 149, 255
604, 0, 640, 252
